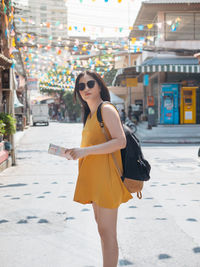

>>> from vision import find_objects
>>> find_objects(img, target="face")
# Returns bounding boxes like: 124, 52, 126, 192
78, 74, 101, 102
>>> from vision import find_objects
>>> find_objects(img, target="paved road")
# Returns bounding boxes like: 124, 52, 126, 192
0, 122, 200, 267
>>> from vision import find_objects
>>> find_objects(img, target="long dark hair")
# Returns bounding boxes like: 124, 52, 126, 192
73, 70, 110, 125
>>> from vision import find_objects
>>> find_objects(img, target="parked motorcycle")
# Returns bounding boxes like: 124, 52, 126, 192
124, 117, 137, 134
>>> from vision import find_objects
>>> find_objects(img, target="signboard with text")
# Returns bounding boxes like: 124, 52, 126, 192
143, 74, 149, 86
27, 78, 38, 91
126, 78, 138, 87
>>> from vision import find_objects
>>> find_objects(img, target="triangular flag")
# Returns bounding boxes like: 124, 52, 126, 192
147, 24, 153, 29
138, 25, 144, 30
131, 38, 136, 44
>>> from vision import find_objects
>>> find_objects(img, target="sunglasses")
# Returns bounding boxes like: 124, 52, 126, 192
78, 80, 96, 91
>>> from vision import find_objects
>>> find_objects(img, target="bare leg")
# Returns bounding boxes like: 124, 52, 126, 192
92, 203, 104, 257
92, 202, 119, 267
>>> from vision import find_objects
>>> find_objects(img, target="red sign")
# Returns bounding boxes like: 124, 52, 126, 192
147, 96, 154, 106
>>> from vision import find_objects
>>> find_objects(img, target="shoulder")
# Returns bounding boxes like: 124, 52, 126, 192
101, 103, 120, 122
101, 103, 118, 116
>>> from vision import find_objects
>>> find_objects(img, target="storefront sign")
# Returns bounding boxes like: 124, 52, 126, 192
143, 74, 149, 86
126, 78, 138, 87
147, 96, 154, 106
27, 78, 38, 91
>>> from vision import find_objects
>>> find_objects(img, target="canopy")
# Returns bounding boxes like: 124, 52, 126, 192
136, 57, 200, 73
109, 91, 124, 104
14, 90, 23, 108
31, 95, 54, 104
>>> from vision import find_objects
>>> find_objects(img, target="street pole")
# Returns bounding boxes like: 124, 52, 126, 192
128, 37, 132, 106
9, 68, 16, 165
143, 85, 147, 116
157, 72, 161, 123
128, 0, 132, 107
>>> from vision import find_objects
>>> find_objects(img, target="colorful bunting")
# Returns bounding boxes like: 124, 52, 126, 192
138, 25, 144, 30
131, 38, 136, 44
147, 24, 153, 29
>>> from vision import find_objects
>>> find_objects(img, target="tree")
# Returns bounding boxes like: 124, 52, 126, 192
62, 91, 81, 122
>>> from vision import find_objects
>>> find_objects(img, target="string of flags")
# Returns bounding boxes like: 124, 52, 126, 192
17, 16, 181, 34
74, 0, 135, 3
1, 0, 182, 91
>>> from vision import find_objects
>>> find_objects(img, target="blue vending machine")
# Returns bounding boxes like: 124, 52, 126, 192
160, 84, 179, 124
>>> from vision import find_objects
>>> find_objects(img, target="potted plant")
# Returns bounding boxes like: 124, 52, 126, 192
0, 120, 5, 142
0, 113, 16, 138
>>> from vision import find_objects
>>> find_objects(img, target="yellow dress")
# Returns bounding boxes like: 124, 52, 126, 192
73, 104, 133, 209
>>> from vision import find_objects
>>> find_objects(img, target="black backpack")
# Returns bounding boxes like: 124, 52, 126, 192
97, 102, 151, 198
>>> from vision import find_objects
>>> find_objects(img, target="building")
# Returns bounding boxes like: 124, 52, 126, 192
112, 51, 143, 112
14, 0, 68, 46
14, 0, 69, 76
115, 0, 200, 125
0, 0, 16, 170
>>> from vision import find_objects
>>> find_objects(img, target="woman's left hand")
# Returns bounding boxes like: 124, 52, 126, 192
65, 148, 88, 160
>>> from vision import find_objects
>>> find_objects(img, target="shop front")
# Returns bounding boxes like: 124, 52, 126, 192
135, 56, 200, 125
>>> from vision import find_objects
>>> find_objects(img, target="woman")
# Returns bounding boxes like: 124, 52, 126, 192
66, 71, 132, 267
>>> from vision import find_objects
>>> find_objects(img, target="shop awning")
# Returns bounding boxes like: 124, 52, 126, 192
110, 91, 124, 105
112, 67, 138, 86
136, 57, 200, 73
31, 95, 54, 104
14, 90, 23, 108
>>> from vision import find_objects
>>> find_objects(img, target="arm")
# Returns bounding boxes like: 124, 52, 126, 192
67, 104, 126, 160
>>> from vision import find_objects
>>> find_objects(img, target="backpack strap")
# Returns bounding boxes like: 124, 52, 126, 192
97, 101, 111, 126
97, 101, 123, 178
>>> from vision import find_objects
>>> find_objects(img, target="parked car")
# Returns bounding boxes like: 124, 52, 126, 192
32, 104, 49, 126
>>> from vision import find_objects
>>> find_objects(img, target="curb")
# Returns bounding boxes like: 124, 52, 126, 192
14, 126, 31, 147
141, 140, 200, 144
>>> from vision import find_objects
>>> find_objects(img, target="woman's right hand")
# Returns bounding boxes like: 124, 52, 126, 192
65, 147, 88, 160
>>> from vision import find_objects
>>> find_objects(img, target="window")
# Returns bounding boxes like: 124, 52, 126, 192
40, 6, 47, 11
195, 13, 200, 40
40, 13, 47, 18
41, 18, 46, 23
165, 13, 200, 40
41, 29, 47, 33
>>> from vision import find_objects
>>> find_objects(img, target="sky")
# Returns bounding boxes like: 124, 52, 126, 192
16, 0, 142, 38
66, 0, 142, 38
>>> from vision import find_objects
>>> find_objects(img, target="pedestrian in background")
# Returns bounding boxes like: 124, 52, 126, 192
128, 105, 133, 120
120, 108, 126, 123
66, 71, 132, 267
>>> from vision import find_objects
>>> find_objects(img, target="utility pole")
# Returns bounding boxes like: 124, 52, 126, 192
128, 0, 132, 107
9, 68, 16, 165
128, 37, 131, 106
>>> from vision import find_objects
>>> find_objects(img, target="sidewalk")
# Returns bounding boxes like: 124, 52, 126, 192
136, 122, 200, 144
0, 128, 29, 172
14, 128, 29, 147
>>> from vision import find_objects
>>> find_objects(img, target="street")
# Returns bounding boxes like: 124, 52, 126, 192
0, 122, 200, 267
